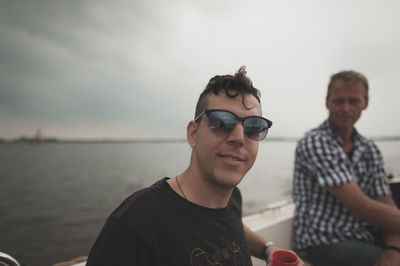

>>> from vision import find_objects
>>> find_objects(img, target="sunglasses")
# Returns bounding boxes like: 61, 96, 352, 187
194, 109, 273, 141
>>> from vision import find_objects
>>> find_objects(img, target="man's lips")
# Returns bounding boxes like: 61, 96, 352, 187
337, 116, 353, 121
217, 153, 245, 162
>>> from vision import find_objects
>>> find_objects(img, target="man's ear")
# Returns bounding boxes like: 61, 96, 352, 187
187, 121, 198, 148
325, 96, 329, 109
363, 98, 369, 110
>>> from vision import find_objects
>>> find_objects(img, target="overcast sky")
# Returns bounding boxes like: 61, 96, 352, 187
1, 0, 399, 140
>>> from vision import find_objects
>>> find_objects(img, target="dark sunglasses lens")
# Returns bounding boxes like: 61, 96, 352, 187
244, 117, 269, 141
208, 111, 237, 135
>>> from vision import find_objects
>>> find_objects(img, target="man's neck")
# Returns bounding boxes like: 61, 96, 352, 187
330, 124, 355, 153
170, 169, 234, 209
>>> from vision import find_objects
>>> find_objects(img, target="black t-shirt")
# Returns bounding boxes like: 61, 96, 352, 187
86, 177, 252, 266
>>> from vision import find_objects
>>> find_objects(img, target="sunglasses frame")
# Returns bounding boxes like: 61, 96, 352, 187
194, 109, 273, 141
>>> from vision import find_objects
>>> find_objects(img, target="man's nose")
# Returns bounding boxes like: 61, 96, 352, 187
226, 121, 245, 145
342, 101, 351, 111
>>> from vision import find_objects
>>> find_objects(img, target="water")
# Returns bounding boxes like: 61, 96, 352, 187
0, 141, 399, 266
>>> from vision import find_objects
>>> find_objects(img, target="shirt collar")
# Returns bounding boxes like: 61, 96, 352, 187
319, 119, 365, 148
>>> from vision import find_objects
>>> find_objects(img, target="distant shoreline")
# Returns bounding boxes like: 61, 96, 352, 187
1, 136, 400, 144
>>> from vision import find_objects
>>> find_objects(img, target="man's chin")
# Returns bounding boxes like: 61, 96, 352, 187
332, 118, 355, 129
213, 174, 244, 188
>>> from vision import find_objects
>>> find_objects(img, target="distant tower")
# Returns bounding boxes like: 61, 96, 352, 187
33, 128, 43, 143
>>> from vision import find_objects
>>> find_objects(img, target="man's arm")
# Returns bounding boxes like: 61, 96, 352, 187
243, 224, 278, 260
243, 224, 303, 265
329, 184, 400, 265
376, 196, 400, 242
368, 196, 400, 266
327, 182, 400, 234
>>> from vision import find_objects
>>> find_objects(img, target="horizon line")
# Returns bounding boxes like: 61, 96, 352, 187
2, 135, 400, 143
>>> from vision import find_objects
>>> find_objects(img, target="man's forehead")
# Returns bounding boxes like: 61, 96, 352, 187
206, 93, 261, 113
333, 79, 364, 89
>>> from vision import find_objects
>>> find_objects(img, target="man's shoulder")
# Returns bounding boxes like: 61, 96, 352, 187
355, 132, 379, 148
230, 186, 242, 209
298, 123, 331, 146
111, 178, 168, 220
355, 135, 383, 160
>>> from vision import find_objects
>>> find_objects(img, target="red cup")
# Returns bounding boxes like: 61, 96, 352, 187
271, 250, 298, 266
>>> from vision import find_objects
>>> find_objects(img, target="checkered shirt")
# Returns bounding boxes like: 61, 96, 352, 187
292, 120, 391, 250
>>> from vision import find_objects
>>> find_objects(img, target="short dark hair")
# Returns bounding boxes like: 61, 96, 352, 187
327, 70, 369, 101
194, 66, 261, 118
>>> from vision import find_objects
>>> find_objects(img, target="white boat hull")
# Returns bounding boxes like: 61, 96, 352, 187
243, 200, 294, 266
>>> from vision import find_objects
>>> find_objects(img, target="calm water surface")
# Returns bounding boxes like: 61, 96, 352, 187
0, 141, 399, 265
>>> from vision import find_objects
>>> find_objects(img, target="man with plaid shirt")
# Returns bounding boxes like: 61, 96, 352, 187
292, 70, 400, 266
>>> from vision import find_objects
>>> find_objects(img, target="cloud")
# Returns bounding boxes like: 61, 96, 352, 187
1, 0, 400, 139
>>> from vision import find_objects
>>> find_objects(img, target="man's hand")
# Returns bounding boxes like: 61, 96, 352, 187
266, 246, 305, 266
373, 249, 400, 266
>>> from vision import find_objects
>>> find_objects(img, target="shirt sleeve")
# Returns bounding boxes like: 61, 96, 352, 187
297, 134, 353, 188
231, 187, 243, 216
86, 217, 154, 266
366, 142, 391, 197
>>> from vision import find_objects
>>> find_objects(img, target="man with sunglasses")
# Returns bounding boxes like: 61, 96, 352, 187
292, 70, 400, 266
86, 66, 303, 265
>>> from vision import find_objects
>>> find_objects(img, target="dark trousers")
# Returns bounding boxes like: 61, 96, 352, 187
305, 239, 384, 266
